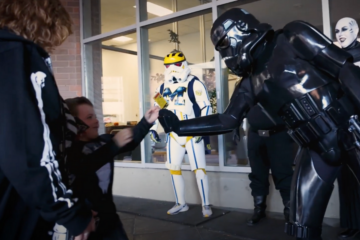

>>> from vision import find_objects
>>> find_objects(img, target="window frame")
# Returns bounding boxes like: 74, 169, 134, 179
80, 0, 332, 173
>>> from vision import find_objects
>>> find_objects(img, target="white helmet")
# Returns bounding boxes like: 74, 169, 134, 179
163, 51, 191, 84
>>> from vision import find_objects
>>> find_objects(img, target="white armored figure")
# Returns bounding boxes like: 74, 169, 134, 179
150, 51, 213, 217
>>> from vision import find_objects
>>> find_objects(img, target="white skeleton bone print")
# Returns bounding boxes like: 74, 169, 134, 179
30, 71, 74, 207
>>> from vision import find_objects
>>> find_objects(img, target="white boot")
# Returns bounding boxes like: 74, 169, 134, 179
202, 205, 213, 218
195, 169, 212, 217
168, 173, 188, 215
167, 203, 189, 215
52, 224, 68, 240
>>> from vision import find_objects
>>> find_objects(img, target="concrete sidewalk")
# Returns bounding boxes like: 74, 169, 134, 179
115, 196, 344, 240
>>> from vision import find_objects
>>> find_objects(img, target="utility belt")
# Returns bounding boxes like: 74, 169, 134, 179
279, 93, 354, 147
251, 125, 287, 137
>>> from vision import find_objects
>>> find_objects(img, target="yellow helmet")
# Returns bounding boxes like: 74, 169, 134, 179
164, 51, 186, 65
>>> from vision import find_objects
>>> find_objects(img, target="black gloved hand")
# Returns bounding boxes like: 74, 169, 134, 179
232, 127, 240, 145
158, 109, 180, 133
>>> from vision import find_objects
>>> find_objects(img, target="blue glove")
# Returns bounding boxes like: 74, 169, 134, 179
150, 130, 161, 143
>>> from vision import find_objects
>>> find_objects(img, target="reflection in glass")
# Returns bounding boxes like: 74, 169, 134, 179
223, 69, 250, 167
83, 0, 136, 38
143, 12, 219, 166
218, 0, 322, 30
329, 0, 360, 42
84, 32, 141, 162
218, 0, 323, 166
140, 0, 210, 21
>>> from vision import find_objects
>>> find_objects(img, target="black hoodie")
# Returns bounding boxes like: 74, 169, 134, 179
0, 29, 91, 239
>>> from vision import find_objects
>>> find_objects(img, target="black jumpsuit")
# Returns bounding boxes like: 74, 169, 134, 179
246, 105, 295, 202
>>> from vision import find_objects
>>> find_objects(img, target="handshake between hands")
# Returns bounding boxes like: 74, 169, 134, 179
113, 106, 183, 148
112, 105, 200, 148
112, 106, 162, 147
149, 108, 202, 144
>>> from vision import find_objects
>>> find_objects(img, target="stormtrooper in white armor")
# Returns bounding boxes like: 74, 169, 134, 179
150, 51, 213, 217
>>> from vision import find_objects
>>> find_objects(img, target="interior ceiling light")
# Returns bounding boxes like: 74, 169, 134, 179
113, 36, 133, 42
134, 2, 173, 16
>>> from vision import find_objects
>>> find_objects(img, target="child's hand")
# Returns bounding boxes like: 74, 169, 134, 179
113, 128, 133, 147
145, 106, 160, 124
74, 214, 97, 240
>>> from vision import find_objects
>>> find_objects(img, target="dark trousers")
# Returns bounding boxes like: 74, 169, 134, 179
285, 128, 360, 237
88, 212, 128, 240
31, 215, 53, 240
247, 129, 296, 201
337, 127, 360, 230
338, 165, 360, 229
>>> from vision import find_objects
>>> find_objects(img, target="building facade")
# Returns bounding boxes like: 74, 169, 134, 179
57, 0, 360, 219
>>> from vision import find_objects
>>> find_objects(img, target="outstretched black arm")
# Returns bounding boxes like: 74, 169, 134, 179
159, 76, 256, 136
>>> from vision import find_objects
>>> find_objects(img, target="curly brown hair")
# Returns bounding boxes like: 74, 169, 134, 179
0, 0, 73, 53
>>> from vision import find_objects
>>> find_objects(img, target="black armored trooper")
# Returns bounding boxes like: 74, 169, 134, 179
158, 8, 360, 240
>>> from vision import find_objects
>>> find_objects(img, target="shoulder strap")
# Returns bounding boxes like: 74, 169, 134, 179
187, 76, 197, 105
187, 76, 211, 152
160, 83, 164, 95
188, 76, 201, 117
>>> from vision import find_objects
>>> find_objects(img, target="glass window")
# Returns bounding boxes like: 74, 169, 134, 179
141, 12, 220, 166
217, 0, 323, 167
223, 74, 250, 167
329, 0, 360, 45
84, 32, 142, 162
139, 0, 210, 21
218, 0, 323, 30
83, 0, 136, 38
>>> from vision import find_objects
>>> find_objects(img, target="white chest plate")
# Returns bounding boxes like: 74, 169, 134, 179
163, 79, 194, 119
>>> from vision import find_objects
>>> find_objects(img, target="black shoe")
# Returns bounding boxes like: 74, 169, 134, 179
283, 199, 290, 222
247, 196, 266, 225
338, 229, 360, 239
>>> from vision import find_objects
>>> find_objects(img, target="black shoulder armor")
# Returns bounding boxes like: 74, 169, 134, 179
283, 20, 353, 78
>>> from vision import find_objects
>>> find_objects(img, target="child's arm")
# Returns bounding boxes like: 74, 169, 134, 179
149, 85, 162, 143
67, 107, 160, 175
120, 106, 160, 151
66, 139, 126, 175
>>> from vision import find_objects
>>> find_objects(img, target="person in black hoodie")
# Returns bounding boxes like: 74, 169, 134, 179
65, 97, 159, 240
0, 0, 97, 240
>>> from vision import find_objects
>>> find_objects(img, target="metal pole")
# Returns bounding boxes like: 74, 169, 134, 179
199, 14, 206, 62
321, 0, 332, 38
172, 0, 179, 50
136, 0, 149, 165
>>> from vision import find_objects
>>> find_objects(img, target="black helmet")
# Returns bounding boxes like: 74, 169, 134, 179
211, 8, 273, 76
